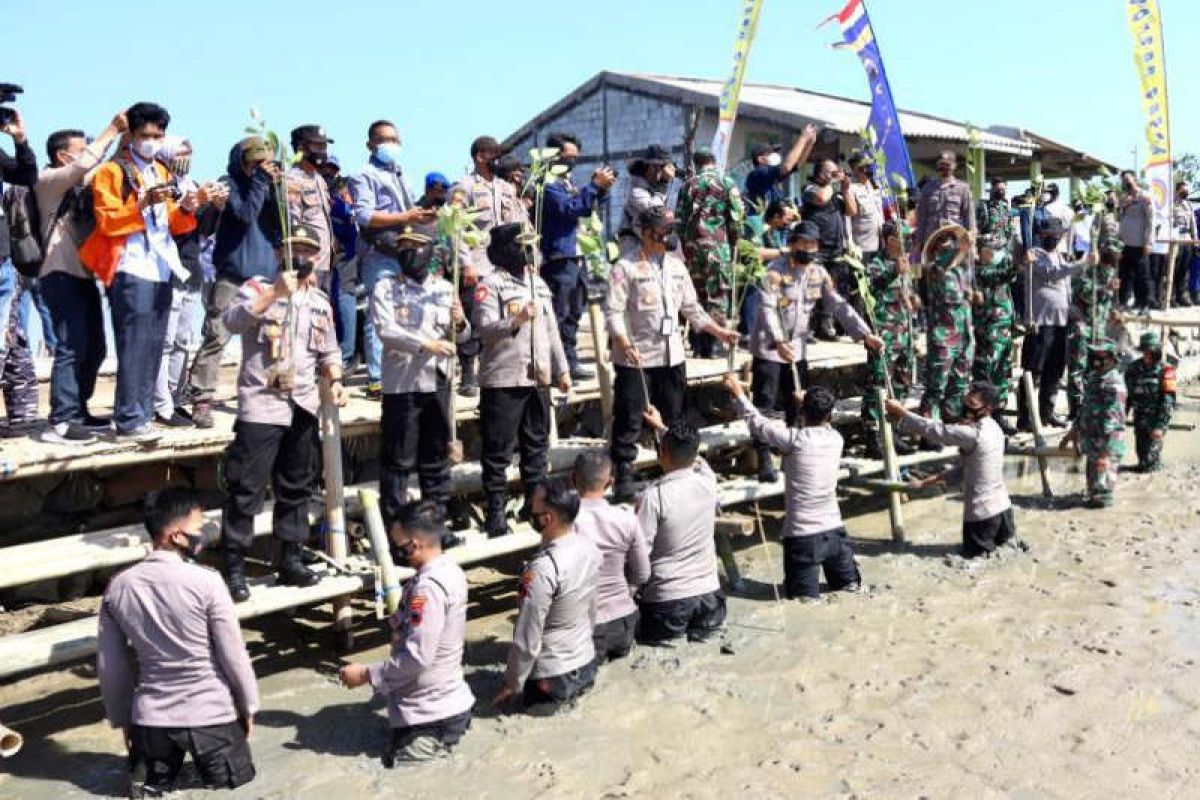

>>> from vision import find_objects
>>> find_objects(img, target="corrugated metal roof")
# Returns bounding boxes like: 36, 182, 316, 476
625, 73, 1033, 156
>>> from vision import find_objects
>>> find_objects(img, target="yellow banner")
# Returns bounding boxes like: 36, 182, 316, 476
1127, 0, 1173, 243
711, 0, 766, 172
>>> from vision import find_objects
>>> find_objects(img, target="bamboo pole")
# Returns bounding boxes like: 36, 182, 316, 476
359, 488, 403, 616
877, 388, 906, 543
319, 381, 353, 652
0, 723, 22, 758
587, 300, 614, 432
1022, 371, 1054, 498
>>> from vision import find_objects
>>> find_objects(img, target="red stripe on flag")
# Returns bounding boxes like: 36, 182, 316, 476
836, 0, 863, 25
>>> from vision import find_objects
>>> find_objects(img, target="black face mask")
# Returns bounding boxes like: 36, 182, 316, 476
392, 540, 416, 566
303, 150, 327, 167
530, 512, 549, 533
790, 250, 814, 265
292, 257, 316, 278
398, 247, 430, 282
862, 166, 876, 179
558, 155, 578, 170
991, 190, 1006, 201
1040, 235, 1060, 250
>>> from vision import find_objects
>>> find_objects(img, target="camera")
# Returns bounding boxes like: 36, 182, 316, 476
0, 83, 23, 128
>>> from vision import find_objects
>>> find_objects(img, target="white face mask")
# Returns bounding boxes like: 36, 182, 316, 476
133, 138, 160, 161
764, 152, 782, 167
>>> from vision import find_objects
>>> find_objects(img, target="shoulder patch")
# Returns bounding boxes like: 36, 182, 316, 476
1162, 365, 1177, 393
475, 284, 490, 304
408, 592, 428, 626
518, 568, 534, 601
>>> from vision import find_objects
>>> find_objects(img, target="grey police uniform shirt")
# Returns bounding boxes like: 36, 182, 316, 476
1030, 247, 1078, 327
738, 397, 845, 537
575, 497, 651, 625
367, 553, 475, 728
97, 551, 260, 729
618, 176, 667, 249
472, 268, 570, 389
504, 530, 601, 690
636, 457, 722, 604
284, 166, 333, 272
452, 170, 528, 278
371, 274, 471, 394
605, 251, 713, 369
752, 256, 871, 363
224, 280, 342, 425
897, 412, 1012, 522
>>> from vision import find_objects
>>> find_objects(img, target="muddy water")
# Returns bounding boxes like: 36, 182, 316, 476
3, 407, 1200, 798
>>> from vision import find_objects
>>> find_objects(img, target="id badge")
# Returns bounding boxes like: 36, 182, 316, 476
659, 317, 676, 336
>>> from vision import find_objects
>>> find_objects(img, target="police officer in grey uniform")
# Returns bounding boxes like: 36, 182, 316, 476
451, 135, 529, 397
473, 222, 571, 537
750, 220, 882, 482
887, 381, 1015, 558
492, 478, 601, 712
285, 125, 335, 278
372, 233, 471, 525
98, 488, 259, 796
605, 206, 739, 500
1021, 217, 1077, 428
636, 410, 726, 643
723, 376, 863, 599
220, 224, 349, 601
617, 144, 675, 254
339, 511, 475, 765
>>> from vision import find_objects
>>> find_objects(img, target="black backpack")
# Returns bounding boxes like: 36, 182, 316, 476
2, 184, 43, 278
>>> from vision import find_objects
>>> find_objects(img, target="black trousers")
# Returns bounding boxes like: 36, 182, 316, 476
751, 358, 809, 427
961, 507, 1016, 559
1174, 245, 1196, 302
457, 278, 481, 361
380, 382, 451, 525
1020, 324, 1068, 412
129, 720, 255, 793
522, 661, 598, 710
638, 590, 727, 643
1119, 245, 1151, 308
479, 386, 550, 498
610, 363, 687, 474
781, 528, 860, 599
222, 410, 319, 549
592, 610, 639, 665
541, 257, 586, 370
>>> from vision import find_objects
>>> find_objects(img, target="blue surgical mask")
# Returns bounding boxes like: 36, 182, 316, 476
374, 142, 402, 169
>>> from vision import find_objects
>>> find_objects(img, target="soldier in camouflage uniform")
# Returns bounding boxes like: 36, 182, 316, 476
971, 243, 1018, 435
918, 225, 974, 431
1125, 331, 1175, 472
1064, 340, 1126, 508
861, 221, 916, 457
675, 148, 744, 357
1065, 244, 1120, 419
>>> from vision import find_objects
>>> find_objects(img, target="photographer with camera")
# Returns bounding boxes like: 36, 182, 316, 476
35, 111, 128, 444
79, 101, 198, 445
0, 84, 38, 435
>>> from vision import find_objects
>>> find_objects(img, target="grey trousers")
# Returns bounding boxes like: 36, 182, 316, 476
190, 278, 241, 402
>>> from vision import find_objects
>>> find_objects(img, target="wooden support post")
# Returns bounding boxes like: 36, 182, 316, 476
714, 530, 744, 593
319, 384, 353, 653
877, 388, 906, 543
1164, 241, 1180, 313
1022, 371, 1054, 498
359, 489, 404, 616
587, 301, 614, 434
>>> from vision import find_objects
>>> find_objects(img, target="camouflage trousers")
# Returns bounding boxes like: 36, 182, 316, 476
862, 323, 914, 432
1, 276, 38, 424
1065, 321, 1099, 415
971, 317, 1014, 408
687, 244, 734, 321
920, 325, 973, 421
1134, 427, 1165, 472
1083, 439, 1124, 505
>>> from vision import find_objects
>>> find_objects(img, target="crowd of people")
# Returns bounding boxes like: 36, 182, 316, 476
0, 101, 1186, 794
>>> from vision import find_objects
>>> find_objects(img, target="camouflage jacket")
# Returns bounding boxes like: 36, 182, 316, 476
1125, 358, 1176, 430
1068, 262, 1118, 326
976, 198, 1015, 250
1077, 367, 1127, 452
925, 261, 972, 332
974, 250, 1017, 322
676, 165, 744, 251
865, 254, 912, 328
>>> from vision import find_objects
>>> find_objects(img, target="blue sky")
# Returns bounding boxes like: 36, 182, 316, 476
4, 0, 1195, 184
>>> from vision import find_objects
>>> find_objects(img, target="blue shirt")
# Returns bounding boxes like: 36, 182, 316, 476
539, 177, 604, 261
745, 164, 785, 208
350, 158, 415, 261
330, 195, 357, 261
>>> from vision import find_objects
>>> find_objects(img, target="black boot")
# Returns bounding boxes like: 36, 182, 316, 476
993, 410, 1018, 437
223, 544, 251, 603
277, 542, 319, 587
484, 494, 509, 538
457, 356, 478, 398
612, 462, 637, 502
757, 445, 779, 483
1040, 403, 1067, 428
517, 484, 538, 523
862, 434, 884, 461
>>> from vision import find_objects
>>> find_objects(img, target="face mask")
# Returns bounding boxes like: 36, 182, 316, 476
172, 529, 205, 559
133, 138, 160, 161
937, 164, 952, 175
764, 152, 782, 167
1041, 235, 1060, 250
664, 232, 680, 250
292, 257, 316, 277
303, 150, 327, 167
530, 512, 549, 533
398, 248, 428, 282
814, 173, 830, 187
558, 155, 578, 170
394, 540, 416, 563
991, 189, 1006, 201
1088, 358, 1105, 372
790, 250, 814, 265
935, 248, 957, 268
374, 142, 402, 168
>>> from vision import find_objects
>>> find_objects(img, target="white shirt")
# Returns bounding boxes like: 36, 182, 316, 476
115, 155, 185, 283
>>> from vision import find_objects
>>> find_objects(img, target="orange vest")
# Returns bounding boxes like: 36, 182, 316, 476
78, 157, 197, 286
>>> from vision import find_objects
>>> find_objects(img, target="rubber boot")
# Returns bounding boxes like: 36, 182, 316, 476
613, 461, 637, 503
484, 494, 509, 538
1040, 401, 1067, 428
458, 355, 478, 398
993, 410, 1018, 437
756, 444, 779, 483
223, 544, 251, 603
517, 484, 538, 523
277, 542, 319, 587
